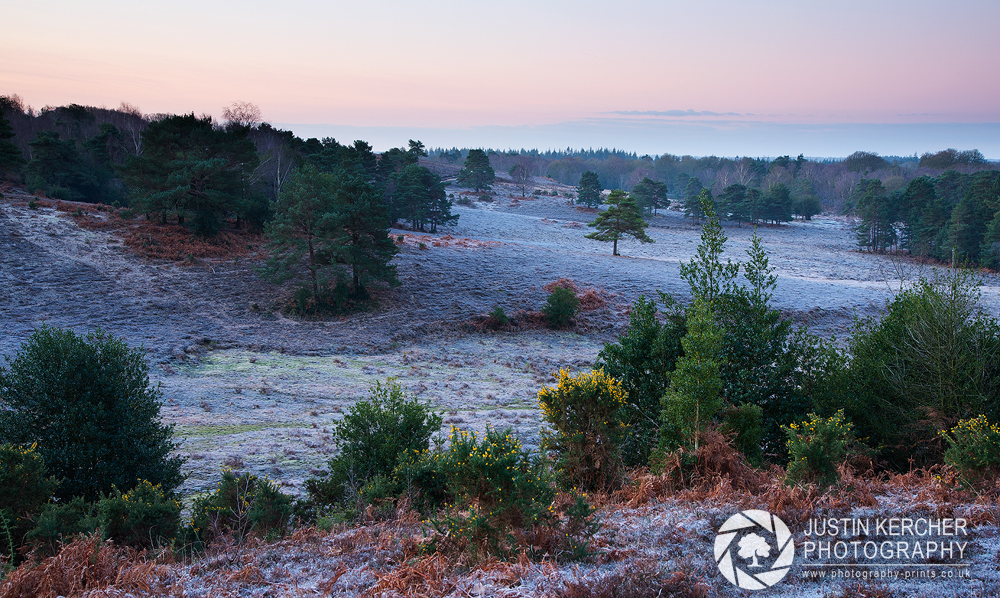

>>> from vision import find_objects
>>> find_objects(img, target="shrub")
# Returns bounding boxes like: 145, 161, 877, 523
0, 326, 184, 501
25, 497, 101, 554
99, 480, 181, 548
488, 305, 509, 327
306, 379, 442, 507
720, 403, 765, 466
784, 410, 856, 488
422, 426, 556, 558
538, 369, 628, 490
191, 470, 293, 543
845, 271, 1000, 468
0, 443, 59, 547
542, 286, 579, 328
940, 415, 1000, 481
597, 293, 686, 467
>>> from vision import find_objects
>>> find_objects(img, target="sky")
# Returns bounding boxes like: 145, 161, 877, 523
3, 0, 999, 157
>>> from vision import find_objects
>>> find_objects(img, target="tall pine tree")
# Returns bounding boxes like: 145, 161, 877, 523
585, 190, 653, 256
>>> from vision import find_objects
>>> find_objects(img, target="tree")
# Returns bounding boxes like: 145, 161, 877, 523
263, 165, 341, 300
389, 164, 456, 232
0, 326, 184, 501
24, 131, 99, 201
680, 191, 738, 304
457, 148, 495, 192
659, 297, 725, 453
118, 114, 259, 236
844, 272, 1000, 468
585, 190, 653, 256
509, 158, 534, 198
576, 170, 602, 208
330, 174, 400, 296
683, 177, 707, 220
853, 178, 898, 252
597, 293, 686, 466
630, 177, 668, 214
0, 109, 24, 179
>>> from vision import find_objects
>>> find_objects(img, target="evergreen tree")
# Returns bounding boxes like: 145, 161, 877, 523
0, 326, 184, 501
585, 190, 654, 255
119, 114, 258, 236
389, 164, 456, 232
659, 297, 725, 453
630, 177, 668, 214
456, 148, 495, 192
679, 191, 739, 304
576, 170, 602, 208
0, 110, 24, 179
683, 177, 707, 220
853, 178, 898, 252
331, 175, 400, 296
24, 131, 99, 201
263, 165, 341, 300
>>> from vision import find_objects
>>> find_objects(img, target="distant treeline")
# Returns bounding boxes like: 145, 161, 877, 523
430, 146, 995, 214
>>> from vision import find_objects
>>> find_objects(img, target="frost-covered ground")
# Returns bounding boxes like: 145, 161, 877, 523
2, 178, 1000, 596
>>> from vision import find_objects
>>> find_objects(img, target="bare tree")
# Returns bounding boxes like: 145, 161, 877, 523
223, 101, 262, 130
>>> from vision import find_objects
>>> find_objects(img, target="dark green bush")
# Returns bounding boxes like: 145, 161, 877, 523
597, 293, 686, 466
0, 326, 184, 501
26, 497, 101, 554
191, 470, 293, 543
0, 443, 59, 547
843, 272, 1000, 468
488, 305, 510, 327
99, 480, 181, 548
306, 378, 442, 508
543, 287, 579, 328
940, 415, 1000, 483
721, 403, 765, 466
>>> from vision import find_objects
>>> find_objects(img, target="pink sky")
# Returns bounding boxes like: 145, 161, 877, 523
3, 0, 999, 154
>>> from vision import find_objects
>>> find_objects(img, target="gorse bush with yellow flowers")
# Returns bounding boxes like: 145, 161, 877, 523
784, 410, 856, 487
422, 426, 556, 558
538, 369, 628, 490
940, 415, 1000, 479
98, 480, 182, 549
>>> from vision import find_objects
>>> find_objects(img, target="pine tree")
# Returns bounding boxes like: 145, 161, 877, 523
332, 174, 400, 296
585, 190, 653, 256
0, 110, 24, 179
576, 170, 602, 208
456, 149, 495, 192
679, 190, 739, 303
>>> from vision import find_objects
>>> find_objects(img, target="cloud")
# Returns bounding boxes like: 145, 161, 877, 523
606, 109, 744, 117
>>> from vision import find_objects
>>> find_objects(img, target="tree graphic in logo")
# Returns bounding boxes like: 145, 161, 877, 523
714, 510, 794, 590
738, 533, 771, 567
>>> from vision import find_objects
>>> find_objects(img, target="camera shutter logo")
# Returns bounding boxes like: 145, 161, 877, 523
714, 510, 794, 590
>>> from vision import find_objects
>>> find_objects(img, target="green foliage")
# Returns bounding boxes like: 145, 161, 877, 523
659, 298, 725, 453
940, 415, 1000, 480
98, 480, 181, 548
264, 165, 398, 310
456, 149, 495, 192
0, 326, 184, 502
118, 113, 259, 236
784, 410, 857, 488
585, 190, 653, 256
542, 286, 579, 328
424, 426, 556, 558
721, 404, 765, 466
487, 305, 510, 328
25, 131, 99, 201
679, 191, 739, 304
191, 470, 293, 542
629, 177, 669, 214
576, 170, 602, 208
306, 379, 442, 507
559, 493, 600, 561
0, 110, 25, 180
0, 443, 59, 551
26, 497, 101, 553
597, 293, 686, 467
389, 164, 457, 232
853, 178, 898, 252
844, 271, 1000, 468
537, 369, 629, 490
